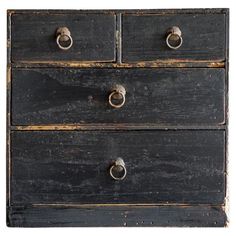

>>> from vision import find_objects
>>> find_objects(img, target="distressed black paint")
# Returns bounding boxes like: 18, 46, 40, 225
122, 14, 226, 62
12, 68, 225, 125
11, 130, 225, 205
8, 205, 227, 227
11, 13, 116, 62
7, 9, 229, 227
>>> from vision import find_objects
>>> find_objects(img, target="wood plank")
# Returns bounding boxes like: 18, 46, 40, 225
7, 205, 227, 227
11, 130, 225, 205
11, 124, 226, 131
7, 9, 229, 15
11, 68, 225, 125
122, 14, 226, 62
11, 60, 226, 68
11, 13, 116, 62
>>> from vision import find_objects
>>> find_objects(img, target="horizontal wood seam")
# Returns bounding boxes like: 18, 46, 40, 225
11, 125, 226, 131
11, 61, 226, 68
30, 203, 225, 208
7, 9, 229, 15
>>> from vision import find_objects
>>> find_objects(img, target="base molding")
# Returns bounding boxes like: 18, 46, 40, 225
7, 205, 227, 227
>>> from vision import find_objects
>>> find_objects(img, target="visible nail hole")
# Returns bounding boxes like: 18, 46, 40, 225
123, 222, 127, 226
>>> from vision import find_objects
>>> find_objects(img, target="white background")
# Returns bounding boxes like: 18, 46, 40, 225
0, 0, 235, 235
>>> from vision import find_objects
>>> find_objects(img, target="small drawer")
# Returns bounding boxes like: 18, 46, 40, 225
11, 68, 225, 126
122, 14, 226, 62
11, 130, 225, 205
11, 13, 116, 62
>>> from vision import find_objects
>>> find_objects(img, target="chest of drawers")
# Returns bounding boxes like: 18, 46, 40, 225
7, 9, 229, 227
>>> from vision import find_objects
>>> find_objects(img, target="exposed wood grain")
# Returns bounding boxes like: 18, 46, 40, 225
12, 60, 225, 68
11, 13, 116, 62
7, 205, 227, 227
122, 14, 226, 62
11, 130, 225, 205
12, 68, 225, 126
11, 124, 226, 131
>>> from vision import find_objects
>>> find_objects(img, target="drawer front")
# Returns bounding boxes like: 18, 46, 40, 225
11, 130, 225, 205
122, 14, 226, 62
11, 13, 116, 62
12, 68, 225, 126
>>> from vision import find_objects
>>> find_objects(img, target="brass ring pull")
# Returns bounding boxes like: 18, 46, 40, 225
56, 27, 73, 50
108, 85, 126, 109
166, 26, 183, 50
109, 158, 127, 181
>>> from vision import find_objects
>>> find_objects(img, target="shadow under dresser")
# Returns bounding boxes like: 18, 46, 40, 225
7, 8, 229, 227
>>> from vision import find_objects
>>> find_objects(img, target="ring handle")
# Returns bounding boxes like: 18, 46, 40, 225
166, 26, 183, 50
109, 158, 127, 181
108, 85, 126, 109
56, 27, 73, 50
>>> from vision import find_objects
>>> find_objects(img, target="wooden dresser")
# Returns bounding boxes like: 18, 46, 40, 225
7, 9, 229, 227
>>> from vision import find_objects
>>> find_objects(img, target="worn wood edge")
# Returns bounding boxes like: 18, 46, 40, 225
112, 14, 117, 63
7, 12, 11, 65
7, 9, 229, 15
11, 60, 225, 68
7, 9, 117, 16
6, 66, 11, 208
224, 10, 229, 227
224, 123, 229, 227
6, 9, 12, 209
121, 8, 229, 16
7, 129, 11, 207
31, 203, 225, 207
7, 205, 227, 227
116, 13, 122, 64
11, 124, 226, 131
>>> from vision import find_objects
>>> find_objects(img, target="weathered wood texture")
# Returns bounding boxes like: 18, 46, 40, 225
8, 9, 228, 14
7, 9, 229, 227
11, 130, 225, 205
7, 205, 227, 227
11, 68, 225, 126
11, 61, 226, 68
122, 14, 226, 62
11, 13, 116, 62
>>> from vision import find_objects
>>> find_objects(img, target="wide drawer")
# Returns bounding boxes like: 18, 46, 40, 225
11, 13, 116, 62
11, 130, 225, 205
11, 68, 225, 126
122, 14, 226, 62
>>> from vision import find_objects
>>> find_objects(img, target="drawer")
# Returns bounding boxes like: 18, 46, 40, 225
11, 68, 225, 126
11, 130, 225, 205
11, 13, 116, 62
122, 14, 226, 62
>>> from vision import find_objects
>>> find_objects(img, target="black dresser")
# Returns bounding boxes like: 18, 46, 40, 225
7, 9, 229, 227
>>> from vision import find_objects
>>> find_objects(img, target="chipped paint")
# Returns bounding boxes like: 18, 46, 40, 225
12, 124, 226, 131
13, 60, 225, 68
